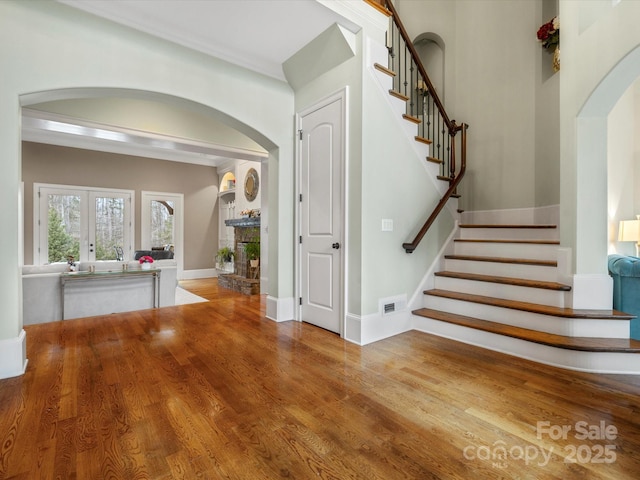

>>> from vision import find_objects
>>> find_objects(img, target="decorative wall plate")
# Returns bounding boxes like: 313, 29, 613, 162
244, 168, 259, 201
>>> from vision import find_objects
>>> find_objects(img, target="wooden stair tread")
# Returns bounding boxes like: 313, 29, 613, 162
427, 156, 443, 164
403, 114, 421, 124
413, 308, 640, 353
444, 254, 556, 267
454, 239, 560, 245
459, 224, 557, 229
373, 62, 395, 77
389, 89, 409, 102
415, 136, 432, 145
364, 0, 392, 17
424, 289, 635, 320
435, 271, 571, 291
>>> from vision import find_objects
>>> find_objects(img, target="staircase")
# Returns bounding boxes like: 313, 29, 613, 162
366, 0, 640, 373
412, 223, 640, 373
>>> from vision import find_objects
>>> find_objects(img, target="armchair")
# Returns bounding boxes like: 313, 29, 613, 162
608, 254, 640, 339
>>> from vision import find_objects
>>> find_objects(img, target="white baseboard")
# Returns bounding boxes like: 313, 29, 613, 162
181, 268, 218, 280
345, 310, 413, 346
344, 314, 362, 344
0, 330, 28, 380
266, 295, 295, 322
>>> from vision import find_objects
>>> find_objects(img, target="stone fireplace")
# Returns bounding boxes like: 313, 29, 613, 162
218, 217, 260, 295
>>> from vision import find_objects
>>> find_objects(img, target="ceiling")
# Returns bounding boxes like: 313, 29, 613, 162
23, 1, 360, 166
57, 0, 359, 81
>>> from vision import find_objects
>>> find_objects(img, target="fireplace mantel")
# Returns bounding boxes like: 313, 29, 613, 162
225, 217, 260, 228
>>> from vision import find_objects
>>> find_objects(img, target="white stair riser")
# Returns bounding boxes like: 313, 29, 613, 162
459, 228, 558, 241
453, 241, 559, 261
422, 295, 629, 338
425, 159, 441, 180
401, 117, 419, 141
412, 316, 640, 374
434, 276, 567, 308
444, 259, 558, 282
373, 68, 393, 93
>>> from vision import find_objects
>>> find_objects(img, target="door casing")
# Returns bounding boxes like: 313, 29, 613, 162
295, 87, 348, 335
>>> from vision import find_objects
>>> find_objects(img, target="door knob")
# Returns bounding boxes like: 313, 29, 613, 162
332, 242, 340, 249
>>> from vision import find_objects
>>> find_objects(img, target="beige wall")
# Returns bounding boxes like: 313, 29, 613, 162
397, 0, 560, 212
22, 142, 219, 271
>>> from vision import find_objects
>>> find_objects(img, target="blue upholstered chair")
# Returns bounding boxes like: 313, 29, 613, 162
608, 254, 640, 339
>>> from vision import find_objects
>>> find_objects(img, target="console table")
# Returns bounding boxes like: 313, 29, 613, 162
60, 269, 161, 320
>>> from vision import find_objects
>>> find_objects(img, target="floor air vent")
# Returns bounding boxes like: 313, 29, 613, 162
379, 294, 408, 316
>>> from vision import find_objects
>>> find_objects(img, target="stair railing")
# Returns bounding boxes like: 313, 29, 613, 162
377, 0, 469, 253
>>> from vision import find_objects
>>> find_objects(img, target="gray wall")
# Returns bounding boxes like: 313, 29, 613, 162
22, 142, 219, 270
397, 0, 561, 212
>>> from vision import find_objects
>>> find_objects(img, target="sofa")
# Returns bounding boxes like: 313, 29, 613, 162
22, 259, 177, 325
134, 249, 174, 260
608, 254, 640, 339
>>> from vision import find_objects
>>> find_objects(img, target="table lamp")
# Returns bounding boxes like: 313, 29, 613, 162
619, 215, 640, 257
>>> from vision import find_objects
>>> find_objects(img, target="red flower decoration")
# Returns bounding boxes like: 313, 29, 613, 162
139, 255, 154, 264
537, 17, 559, 52
537, 22, 553, 41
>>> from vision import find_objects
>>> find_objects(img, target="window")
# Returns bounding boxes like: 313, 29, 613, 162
35, 184, 134, 264
140, 191, 183, 279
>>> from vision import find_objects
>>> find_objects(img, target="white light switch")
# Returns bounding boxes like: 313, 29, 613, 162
381, 219, 393, 232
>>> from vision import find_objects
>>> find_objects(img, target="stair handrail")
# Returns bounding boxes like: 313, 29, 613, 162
376, 0, 469, 253
403, 122, 467, 253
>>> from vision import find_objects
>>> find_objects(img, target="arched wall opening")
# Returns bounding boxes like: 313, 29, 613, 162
413, 32, 446, 102
0, 0, 297, 378
575, 44, 640, 273
20, 87, 278, 152
19, 87, 275, 283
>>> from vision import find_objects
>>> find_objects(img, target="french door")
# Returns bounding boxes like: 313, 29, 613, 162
35, 184, 133, 264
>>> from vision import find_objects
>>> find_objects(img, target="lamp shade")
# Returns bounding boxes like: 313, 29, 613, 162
619, 218, 640, 242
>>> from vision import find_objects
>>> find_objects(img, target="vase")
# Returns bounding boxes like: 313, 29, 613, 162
553, 47, 560, 73
141, 262, 151, 270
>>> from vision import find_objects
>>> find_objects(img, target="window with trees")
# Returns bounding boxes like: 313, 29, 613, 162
35, 184, 133, 265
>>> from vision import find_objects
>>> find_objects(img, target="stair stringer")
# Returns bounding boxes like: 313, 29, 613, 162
407, 221, 458, 312
365, 36, 458, 218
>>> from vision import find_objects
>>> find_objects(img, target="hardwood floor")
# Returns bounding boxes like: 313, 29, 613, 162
2, 278, 640, 479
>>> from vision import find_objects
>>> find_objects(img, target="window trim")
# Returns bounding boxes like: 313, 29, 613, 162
140, 191, 184, 279
34, 183, 135, 265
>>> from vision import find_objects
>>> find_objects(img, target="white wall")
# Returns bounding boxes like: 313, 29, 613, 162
0, 0, 295, 374
607, 84, 637, 256
235, 161, 263, 214
559, 0, 640, 308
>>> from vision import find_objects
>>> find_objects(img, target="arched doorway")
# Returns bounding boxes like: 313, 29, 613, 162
20, 88, 272, 281
571, 45, 640, 308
